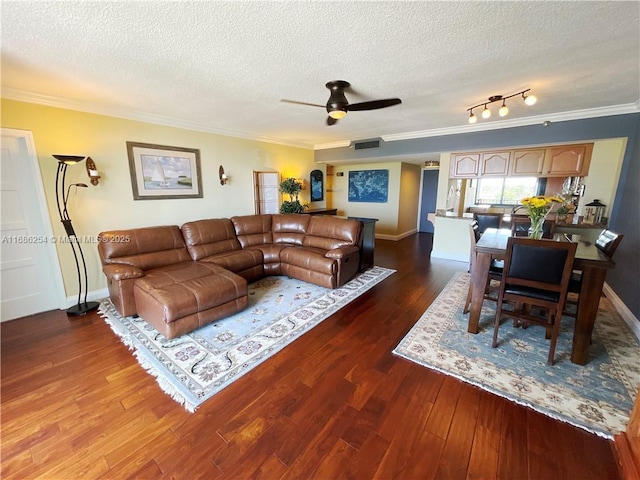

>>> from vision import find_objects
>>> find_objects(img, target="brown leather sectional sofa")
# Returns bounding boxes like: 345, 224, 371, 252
98, 214, 363, 339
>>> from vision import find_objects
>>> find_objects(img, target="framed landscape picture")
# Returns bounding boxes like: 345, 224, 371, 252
348, 169, 388, 203
127, 141, 203, 200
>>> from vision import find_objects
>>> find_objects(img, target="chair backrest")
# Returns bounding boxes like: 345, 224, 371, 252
473, 213, 502, 233
511, 217, 556, 239
595, 229, 623, 258
468, 220, 480, 272
502, 237, 577, 298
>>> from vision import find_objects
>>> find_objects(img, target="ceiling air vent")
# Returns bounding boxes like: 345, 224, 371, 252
353, 139, 380, 150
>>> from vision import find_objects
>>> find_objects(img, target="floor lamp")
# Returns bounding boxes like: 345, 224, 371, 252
53, 155, 100, 316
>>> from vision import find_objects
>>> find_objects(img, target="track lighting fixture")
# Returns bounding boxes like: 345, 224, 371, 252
466, 88, 537, 123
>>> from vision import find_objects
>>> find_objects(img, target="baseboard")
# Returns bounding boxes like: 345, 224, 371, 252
603, 283, 640, 341
376, 228, 417, 241
430, 250, 470, 263
63, 288, 109, 309
613, 432, 640, 480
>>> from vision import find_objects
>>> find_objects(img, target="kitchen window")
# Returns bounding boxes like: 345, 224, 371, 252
475, 177, 544, 205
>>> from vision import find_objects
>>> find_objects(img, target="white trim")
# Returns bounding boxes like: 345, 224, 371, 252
1, 128, 66, 309
2, 88, 313, 150
430, 251, 469, 263
376, 228, 417, 242
380, 102, 640, 142
603, 283, 640, 341
64, 287, 109, 309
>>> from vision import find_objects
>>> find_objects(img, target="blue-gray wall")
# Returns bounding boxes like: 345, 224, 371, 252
316, 113, 640, 320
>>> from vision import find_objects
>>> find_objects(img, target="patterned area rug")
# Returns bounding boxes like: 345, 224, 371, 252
99, 266, 394, 412
393, 272, 640, 438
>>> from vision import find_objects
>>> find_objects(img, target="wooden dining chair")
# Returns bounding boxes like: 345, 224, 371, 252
510, 216, 556, 239
473, 212, 503, 234
492, 237, 577, 365
463, 220, 503, 314
564, 229, 624, 318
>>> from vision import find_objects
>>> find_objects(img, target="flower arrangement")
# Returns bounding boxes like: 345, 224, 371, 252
520, 195, 563, 239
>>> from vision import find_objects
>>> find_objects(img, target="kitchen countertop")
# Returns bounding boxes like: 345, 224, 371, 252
433, 212, 607, 229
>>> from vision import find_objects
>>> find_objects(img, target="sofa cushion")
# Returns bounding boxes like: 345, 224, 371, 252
98, 225, 191, 270
133, 262, 248, 339
231, 214, 273, 248
280, 246, 337, 275
303, 216, 361, 251
272, 214, 310, 245
181, 218, 242, 260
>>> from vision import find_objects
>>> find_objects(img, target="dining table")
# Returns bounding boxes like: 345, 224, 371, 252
467, 228, 615, 365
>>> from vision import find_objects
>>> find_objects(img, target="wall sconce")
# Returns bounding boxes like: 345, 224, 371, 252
85, 156, 101, 185
219, 165, 229, 185
467, 88, 537, 124
296, 178, 307, 190
52, 154, 99, 316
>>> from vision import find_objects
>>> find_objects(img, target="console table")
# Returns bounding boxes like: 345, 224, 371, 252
305, 208, 338, 216
348, 217, 378, 271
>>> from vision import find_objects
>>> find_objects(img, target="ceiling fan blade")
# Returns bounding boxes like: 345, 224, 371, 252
280, 99, 325, 108
326, 116, 338, 126
347, 98, 402, 111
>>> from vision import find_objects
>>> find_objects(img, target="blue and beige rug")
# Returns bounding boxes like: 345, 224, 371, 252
393, 272, 640, 438
99, 266, 394, 412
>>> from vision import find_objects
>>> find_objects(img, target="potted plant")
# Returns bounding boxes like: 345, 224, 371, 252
279, 178, 307, 214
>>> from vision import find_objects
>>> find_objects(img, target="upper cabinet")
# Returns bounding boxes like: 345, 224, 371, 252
480, 151, 511, 176
450, 153, 480, 177
543, 144, 593, 177
450, 143, 593, 178
510, 148, 546, 176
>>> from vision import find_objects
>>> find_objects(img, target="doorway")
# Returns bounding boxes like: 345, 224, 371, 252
419, 169, 439, 233
253, 171, 280, 214
1, 129, 64, 321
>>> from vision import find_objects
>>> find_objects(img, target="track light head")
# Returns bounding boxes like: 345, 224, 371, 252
481, 105, 491, 119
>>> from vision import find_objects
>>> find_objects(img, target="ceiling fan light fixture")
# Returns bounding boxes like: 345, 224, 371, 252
328, 109, 347, 120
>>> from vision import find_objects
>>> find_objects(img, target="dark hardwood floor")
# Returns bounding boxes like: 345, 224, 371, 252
1, 233, 622, 479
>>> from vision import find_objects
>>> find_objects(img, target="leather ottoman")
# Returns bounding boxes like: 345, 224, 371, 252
133, 262, 248, 339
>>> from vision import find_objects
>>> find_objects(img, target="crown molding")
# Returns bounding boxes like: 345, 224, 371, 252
4, 87, 638, 152
313, 140, 352, 150
379, 102, 640, 143
1, 88, 314, 150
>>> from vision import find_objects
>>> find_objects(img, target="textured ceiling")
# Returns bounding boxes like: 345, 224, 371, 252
2, 1, 639, 150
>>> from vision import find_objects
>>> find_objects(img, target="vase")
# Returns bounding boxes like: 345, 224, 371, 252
528, 215, 545, 239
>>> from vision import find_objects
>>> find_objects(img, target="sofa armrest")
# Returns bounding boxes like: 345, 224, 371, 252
103, 264, 144, 281
325, 245, 359, 259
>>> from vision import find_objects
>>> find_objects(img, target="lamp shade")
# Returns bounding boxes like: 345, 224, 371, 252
53, 155, 87, 164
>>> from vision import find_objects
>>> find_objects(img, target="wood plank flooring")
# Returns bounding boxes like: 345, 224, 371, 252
1, 233, 622, 479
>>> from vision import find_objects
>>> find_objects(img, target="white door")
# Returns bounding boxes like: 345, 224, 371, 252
253, 171, 280, 214
1, 129, 64, 321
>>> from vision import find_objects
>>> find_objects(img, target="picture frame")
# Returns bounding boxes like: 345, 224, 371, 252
348, 169, 389, 203
310, 169, 324, 202
126, 141, 203, 200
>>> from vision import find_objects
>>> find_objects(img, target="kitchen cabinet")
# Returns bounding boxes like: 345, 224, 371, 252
450, 153, 479, 178
544, 144, 592, 176
450, 143, 593, 179
510, 148, 546, 176
480, 151, 510, 176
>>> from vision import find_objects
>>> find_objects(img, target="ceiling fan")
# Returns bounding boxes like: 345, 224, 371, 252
281, 80, 402, 126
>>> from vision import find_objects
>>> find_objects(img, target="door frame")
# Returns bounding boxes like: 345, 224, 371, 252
1, 128, 66, 312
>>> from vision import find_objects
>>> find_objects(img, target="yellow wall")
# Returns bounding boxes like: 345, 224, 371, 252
1, 99, 319, 298
397, 163, 422, 237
